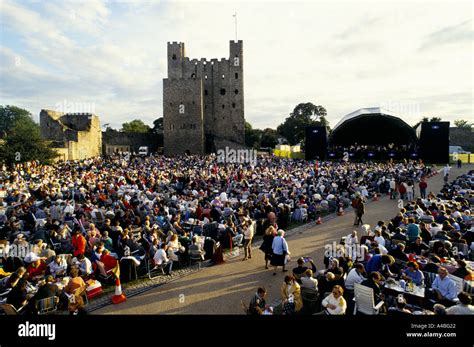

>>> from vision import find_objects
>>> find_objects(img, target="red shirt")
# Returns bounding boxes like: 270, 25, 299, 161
100, 254, 117, 271
72, 234, 86, 256
27, 260, 47, 279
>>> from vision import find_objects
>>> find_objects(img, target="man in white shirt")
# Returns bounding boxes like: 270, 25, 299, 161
345, 264, 366, 291
48, 255, 68, 277
63, 201, 75, 216
374, 230, 385, 247
345, 230, 358, 246
153, 243, 173, 275
321, 285, 347, 315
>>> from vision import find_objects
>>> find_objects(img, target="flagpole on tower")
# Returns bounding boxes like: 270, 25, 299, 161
233, 12, 237, 41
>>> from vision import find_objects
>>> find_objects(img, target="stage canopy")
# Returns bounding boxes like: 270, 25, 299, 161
329, 107, 417, 146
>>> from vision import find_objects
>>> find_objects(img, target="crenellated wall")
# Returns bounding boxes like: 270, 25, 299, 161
163, 40, 245, 155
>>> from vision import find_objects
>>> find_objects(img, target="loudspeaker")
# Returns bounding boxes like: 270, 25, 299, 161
305, 126, 328, 160
418, 122, 449, 164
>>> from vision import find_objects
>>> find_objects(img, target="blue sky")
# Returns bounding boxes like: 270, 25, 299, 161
0, 0, 472, 130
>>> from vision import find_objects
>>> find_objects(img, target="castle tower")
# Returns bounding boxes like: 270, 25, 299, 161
163, 40, 245, 156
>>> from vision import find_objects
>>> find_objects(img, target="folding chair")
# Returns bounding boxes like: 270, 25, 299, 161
240, 299, 250, 314
146, 256, 166, 279
0, 303, 25, 315
49, 238, 62, 252
36, 296, 59, 315
301, 287, 319, 314
188, 253, 203, 269
0, 288, 12, 304
448, 275, 464, 295
353, 283, 384, 315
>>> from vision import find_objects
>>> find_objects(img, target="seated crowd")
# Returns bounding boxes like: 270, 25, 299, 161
250, 170, 473, 315
0, 154, 437, 314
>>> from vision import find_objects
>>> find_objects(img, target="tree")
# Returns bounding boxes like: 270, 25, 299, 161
277, 102, 328, 145
0, 105, 33, 134
121, 119, 150, 133
413, 116, 443, 128
260, 128, 279, 148
244, 122, 261, 148
151, 117, 163, 133
0, 105, 57, 165
454, 119, 473, 130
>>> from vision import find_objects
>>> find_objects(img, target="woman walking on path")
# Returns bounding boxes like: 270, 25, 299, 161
352, 197, 365, 227
260, 226, 276, 269
271, 230, 290, 275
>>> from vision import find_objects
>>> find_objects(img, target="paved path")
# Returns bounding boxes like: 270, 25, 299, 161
95, 164, 472, 314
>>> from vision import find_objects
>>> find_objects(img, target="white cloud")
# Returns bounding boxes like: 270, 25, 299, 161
0, 0, 472, 130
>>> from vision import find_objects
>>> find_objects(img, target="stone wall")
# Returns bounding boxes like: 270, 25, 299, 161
40, 109, 102, 161
164, 40, 245, 155
102, 129, 163, 154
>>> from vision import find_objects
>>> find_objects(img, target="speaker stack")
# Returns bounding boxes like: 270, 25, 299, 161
418, 122, 450, 164
305, 126, 328, 160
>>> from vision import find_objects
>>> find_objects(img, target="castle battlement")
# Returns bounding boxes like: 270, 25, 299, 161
163, 40, 245, 156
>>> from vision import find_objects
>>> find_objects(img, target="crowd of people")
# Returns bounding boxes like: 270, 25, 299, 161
0, 153, 442, 314
251, 169, 473, 315
327, 143, 419, 161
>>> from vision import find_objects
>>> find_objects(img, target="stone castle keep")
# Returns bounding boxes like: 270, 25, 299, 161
163, 40, 245, 155
40, 110, 102, 161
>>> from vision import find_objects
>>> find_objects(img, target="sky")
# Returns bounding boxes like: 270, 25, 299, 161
0, 0, 472, 130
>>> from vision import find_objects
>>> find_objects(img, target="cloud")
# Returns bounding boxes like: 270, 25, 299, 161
0, 0, 472, 131
419, 19, 473, 50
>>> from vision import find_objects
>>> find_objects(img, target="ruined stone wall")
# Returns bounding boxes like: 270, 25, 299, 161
39, 109, 101, 160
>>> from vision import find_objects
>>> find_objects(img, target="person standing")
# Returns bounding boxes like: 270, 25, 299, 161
419, 178, 428, 199
271, 230, 289, 275
456, 159, 462, 169
260, 225, 276, 269
389, 178, 397, 200
443, 164, 451, 184
353, 197, 365, 227
242, 220, 254, 261
406, 181, 414, 201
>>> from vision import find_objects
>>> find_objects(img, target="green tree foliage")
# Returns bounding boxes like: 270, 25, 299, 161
454, 119, 472, 130
0, 105, 57, 165
277, 102, 328, 145
260, 128, 279, 148
244, 122, 262, 148
413, 116, 443, 128
121, 119, 151, 133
